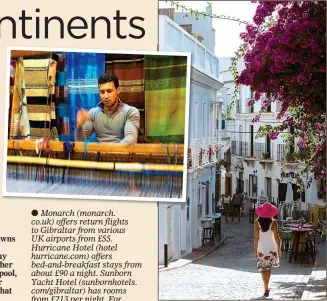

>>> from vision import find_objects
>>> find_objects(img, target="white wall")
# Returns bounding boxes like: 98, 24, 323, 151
158, 203, 167, 265
158, 15, 223, 263
174, 6, 216, 53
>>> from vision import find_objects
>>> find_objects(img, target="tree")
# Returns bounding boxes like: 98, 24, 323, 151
236, 1, 326, 189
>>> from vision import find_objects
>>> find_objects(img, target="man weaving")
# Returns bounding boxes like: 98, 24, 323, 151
75, 73, 140, 144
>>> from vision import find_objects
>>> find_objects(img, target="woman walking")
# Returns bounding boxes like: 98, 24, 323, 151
254, 202, 281, 297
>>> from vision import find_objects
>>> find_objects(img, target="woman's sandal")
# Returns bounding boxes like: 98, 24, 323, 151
264, 289, 270, 297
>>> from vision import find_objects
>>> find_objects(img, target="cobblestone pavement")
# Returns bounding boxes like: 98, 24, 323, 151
159, 217, 316, 300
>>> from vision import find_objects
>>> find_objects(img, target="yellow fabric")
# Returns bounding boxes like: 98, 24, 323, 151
28, 112, 55, 121
145, 87, 186, 136
25, 87, 55, 97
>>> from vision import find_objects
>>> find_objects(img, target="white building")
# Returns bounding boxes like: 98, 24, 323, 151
158, 12, 223, 265
174, 6, 216, 53
219, 60, 326, 220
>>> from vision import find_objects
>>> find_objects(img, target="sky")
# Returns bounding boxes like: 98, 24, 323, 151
158, 1, 258, 58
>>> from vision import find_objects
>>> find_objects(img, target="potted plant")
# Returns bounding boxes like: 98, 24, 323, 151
262, 152, 270, 159
286, 153, 295, 162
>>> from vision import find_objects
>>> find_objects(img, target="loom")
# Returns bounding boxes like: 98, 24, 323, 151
7, 50, 186, 199
6, 139, 184, 198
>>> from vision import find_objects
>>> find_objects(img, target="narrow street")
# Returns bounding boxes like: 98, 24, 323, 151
159, 217, 317, 300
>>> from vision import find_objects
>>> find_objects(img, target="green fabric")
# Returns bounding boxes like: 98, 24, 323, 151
144, 55, 187, 144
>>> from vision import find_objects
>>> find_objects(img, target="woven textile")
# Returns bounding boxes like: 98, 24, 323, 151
105, 54, 144, 109
105, 54, 145, 135
10, 57, 30, 138
144, 55, 187, 143
24, 58, 58, 140
54, 53, 70, 141
66, 52, 105, 141
24, 59, 56, 96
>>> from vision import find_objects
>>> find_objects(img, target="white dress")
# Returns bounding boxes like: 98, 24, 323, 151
256, 220, 280, 272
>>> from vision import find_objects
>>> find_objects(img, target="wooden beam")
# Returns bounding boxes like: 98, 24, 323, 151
7, 156, 184, 172
8, 139, 184, 155
10, 50, 51, 58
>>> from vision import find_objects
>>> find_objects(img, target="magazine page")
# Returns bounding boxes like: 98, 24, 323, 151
0, 1, 326, 301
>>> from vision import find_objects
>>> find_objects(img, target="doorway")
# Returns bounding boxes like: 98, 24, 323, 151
225, 173, 232, 197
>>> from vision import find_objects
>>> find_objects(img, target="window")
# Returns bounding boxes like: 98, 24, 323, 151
266, 103, 271, 112
289, 126, 295, 154
250, 125, 254, 156
266, 177, 272, 201
249, 175, 253, 196
205, 181, 209, 216
276, 100, 282, 112
236, 97, 240, 114
252, 175, 257, 197
238, 172, 244, 193
266, 135, 271, 158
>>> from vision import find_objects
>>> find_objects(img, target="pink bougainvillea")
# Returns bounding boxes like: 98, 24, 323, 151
237, 1, 326, 187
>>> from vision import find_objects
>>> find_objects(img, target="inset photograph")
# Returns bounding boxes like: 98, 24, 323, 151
4, 47, 190, 202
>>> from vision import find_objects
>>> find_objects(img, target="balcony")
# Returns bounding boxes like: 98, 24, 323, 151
159, 15, 219, 80
256, 143, 274, 167
231, 141, 275, 167
277, 144, 305, 169
187, 138, 221, 170
277, 144, 288, 161
231, 141, 250, 157
202, 137, 210, 165
188, 139, 201, 170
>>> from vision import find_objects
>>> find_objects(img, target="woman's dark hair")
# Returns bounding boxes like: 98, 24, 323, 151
258, 217, 273, 232
98, 73, 119, 89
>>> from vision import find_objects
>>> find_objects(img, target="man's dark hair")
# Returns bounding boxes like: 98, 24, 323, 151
98, 73, 119, 89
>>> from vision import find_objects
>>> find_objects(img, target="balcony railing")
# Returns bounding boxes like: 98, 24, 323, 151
277, 144, 289, 161
202, 137, 210, 165
254, 143, 266, 159
255, 143, 273, 159
190, 139, 201, 169
159, 15, 219, 79
188, 138, 221, 170
232, 141, 276, 159
231, 141, 249, 157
